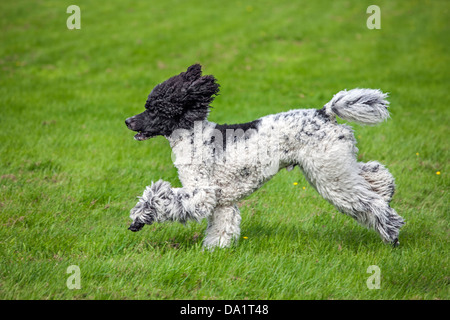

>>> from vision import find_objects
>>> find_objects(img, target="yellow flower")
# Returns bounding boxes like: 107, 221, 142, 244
303, 187, 306, 190
416, 153, 419, 156
293, 182, 298, 186
436, 171, 441, 175
243, 236, 248, 239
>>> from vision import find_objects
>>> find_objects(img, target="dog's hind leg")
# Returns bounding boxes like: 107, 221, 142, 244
203, 204, 241, 249
359, 161, 395, 204
301, 147, 404, 245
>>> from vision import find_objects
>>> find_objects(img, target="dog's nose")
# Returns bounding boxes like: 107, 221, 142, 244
125, 117, 134, 129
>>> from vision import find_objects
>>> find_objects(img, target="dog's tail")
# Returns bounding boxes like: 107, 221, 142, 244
323, 89, 390, 125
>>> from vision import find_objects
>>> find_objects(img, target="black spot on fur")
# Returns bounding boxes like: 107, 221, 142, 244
331, 106, 342, 118
240, 167, 250, 177
214, 119, 261, 149
388, 184, 395, 203
316, 107, 330, 122
310, 120, 320, 131
317, 131, 326, 140
361, 163, 380, 173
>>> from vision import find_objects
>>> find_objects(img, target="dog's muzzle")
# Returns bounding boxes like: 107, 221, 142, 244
125, 117, 144, 132
125, 117, 154, 141
128, 221, 146, 232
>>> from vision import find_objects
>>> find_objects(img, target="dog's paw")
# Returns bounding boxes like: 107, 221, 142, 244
128, 221, 145, 232
391, 238, 400, 248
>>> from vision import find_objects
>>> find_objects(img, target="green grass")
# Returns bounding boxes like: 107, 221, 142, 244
0, 0, 448, 300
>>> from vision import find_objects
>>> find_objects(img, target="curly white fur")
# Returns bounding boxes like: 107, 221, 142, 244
130, 180, 217, 224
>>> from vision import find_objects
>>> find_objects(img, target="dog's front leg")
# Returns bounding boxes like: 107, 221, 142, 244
203, 204, 241, 249
129, 180, 217, 231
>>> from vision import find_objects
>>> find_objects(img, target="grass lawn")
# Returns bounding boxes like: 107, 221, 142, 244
0, 0, 448, 300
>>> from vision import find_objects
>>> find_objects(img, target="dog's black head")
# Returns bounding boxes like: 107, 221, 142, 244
125, 64, 220, 140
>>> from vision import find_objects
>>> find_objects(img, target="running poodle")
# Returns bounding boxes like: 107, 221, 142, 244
125, 64, 404, 249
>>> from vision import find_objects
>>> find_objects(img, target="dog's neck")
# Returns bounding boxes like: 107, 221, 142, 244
166, 120, 215, 151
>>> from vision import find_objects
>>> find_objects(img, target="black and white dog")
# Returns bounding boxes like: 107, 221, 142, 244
125, 64, 404, 249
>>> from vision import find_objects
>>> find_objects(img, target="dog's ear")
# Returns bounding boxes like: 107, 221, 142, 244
180, 66, 220, 125
181, 64, 220, 104
185, 73, 220, 107
183, 64, 203, 81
